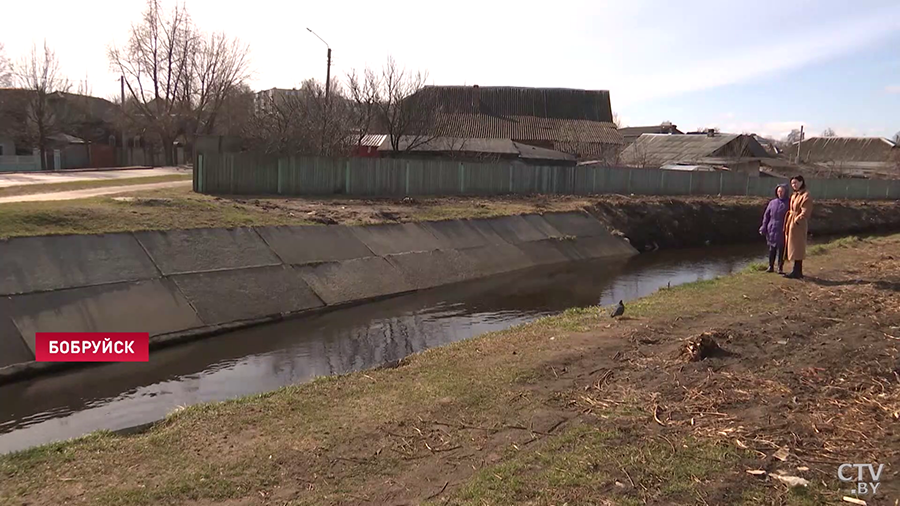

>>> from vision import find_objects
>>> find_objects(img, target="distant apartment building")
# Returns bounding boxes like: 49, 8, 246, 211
254, 88, 302, 115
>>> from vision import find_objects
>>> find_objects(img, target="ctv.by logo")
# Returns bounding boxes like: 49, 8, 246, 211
838, 463, 884, 496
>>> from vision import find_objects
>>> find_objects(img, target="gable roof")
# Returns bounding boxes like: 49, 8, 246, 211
618, 124, 682, 144
401, 86, 623, 148
378, 136, 576, 163
784, 137, 896, 163
620, 133, 770, 167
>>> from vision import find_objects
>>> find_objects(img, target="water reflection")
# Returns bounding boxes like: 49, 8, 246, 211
0, 243, 764, 454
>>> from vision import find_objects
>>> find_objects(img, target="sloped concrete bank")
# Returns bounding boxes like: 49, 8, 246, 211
0, 211, 637, 384
587, 196, 900, 251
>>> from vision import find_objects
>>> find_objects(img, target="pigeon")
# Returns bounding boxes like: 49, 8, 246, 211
610, 300, 625, 318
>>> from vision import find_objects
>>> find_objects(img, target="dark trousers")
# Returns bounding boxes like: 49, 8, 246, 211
768, 244, 785, 271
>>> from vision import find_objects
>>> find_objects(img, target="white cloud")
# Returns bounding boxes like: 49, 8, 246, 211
886, 85, 900, 93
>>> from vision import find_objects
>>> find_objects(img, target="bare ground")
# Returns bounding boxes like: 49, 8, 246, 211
2, 235, 899, 505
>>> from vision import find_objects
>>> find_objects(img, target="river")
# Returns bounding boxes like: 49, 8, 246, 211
0, 243, 765, 454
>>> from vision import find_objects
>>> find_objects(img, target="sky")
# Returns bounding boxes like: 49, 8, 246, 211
2, 0, 899, 140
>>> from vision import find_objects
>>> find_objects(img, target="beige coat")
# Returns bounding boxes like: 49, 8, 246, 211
784, 189, 812, 261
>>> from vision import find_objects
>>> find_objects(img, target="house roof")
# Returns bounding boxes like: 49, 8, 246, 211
620, 133, 770, 167
618, 124, 682, 144
355, 134, 388, 148
784, 136, 896, 163
402, 86, 623, 147
378, 136, 576, 162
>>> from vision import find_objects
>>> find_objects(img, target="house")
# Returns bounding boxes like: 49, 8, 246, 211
397, 85, 623, 161
254, 88, 303, 115
350, 134, 387, 158
619, 132, 770, 174
781, 137, 898, 178
377, 136, 577, 166
618, 122, 682, 145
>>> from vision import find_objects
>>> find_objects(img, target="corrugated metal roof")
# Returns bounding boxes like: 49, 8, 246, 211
388, 86, 623, 157
620, 133, 769, 167
378, 136, 575, 162
356, 134, 388, 148
784, 137, 896, 162
415, 86, 615, 122
619, 124, 682, 144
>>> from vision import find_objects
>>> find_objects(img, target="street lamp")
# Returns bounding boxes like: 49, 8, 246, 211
306, 28, 331, 104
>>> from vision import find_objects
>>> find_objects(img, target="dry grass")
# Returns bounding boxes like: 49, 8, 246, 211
0, 235, 898, 506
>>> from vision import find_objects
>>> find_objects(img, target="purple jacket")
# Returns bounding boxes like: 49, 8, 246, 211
760, 184, 790, 248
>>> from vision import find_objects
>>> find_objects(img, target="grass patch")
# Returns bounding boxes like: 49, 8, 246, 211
0, 174, 190, 198
809, 235, 865, 255
0, 194, 315, 238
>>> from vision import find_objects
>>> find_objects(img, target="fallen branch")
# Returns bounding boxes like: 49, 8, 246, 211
425, 481, 450, 500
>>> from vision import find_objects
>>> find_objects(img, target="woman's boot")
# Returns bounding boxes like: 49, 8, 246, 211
785, 260, 803, 279
766, 247, 776, 272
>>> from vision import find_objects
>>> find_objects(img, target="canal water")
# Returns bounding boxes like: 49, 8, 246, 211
0, 243, 766, 454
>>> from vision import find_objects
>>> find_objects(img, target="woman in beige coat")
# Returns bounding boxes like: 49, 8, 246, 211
783, 175, 812, 279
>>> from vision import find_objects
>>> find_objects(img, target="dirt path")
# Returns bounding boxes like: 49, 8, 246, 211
1, 236, 899, 505
0, 180, 191, 203
0, 167, 188, 188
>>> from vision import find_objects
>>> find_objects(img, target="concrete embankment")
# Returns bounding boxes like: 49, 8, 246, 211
0, 211, 637, 384
587, 196, 900, 251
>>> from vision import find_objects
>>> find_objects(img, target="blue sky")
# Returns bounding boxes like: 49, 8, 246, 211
3, 0, 899, 140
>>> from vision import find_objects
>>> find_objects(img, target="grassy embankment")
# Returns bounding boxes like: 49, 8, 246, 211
2, 234, 898, 505
0, 186, 591, 238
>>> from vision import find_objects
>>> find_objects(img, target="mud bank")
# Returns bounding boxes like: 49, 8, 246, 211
0, 211, 636, 384
587, 195, 900, 251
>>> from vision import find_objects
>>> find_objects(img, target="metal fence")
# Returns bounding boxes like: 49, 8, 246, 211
193, 151, 900, 200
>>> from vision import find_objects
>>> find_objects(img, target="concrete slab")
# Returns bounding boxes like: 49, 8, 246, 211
419, 220, 493, 250
349, 223, 441, 256
465, 220, 516, 246
0, 234, 160, 296
256, 225, 374, 265
297, 257, 414, 306
134, 228, 281, 275
171, 266, 323, 325
521, 215, 564, 239
0, 308, 33, 368
516, 239, 581, 265
8, 279, 203, 353
458, 244, 535, 277
571, 236, 639, 259
386, 250, 479, 290
541, 212, 614, 238
484, 215, 552, 244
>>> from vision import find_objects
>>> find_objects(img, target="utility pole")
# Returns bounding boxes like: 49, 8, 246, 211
307, 28, 331, 154
120, 75, 126, 166
795, 125, 804, 164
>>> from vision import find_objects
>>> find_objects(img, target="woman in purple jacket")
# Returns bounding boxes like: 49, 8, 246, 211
759, 184, 790, 273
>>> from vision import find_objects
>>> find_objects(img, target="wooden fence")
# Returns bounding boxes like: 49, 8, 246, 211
193, 151, 900, 200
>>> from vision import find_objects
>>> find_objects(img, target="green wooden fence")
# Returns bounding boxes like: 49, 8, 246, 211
193, 152, 900, 200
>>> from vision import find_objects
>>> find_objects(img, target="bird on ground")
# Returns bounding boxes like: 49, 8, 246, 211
610, 300, 625, 318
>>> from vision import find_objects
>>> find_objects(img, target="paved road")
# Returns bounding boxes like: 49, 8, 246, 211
0, 180, 192, 204
0, 167, 191, 188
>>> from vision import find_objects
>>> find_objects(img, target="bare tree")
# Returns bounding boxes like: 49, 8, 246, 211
893, 131, 900, 144
821, 127, 836, 137
190, 31, 251, 136
612, 112, 622, 128
785, 129, 803, 144
14, 40, 70, 169
75, 73, 92, 96
246, 80, 352, 157
0, 43, 12, 88
109, 0, 250, 164
347, 56, 438, 152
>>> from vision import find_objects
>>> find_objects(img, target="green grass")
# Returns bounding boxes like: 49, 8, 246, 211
0, 174, 191, 198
